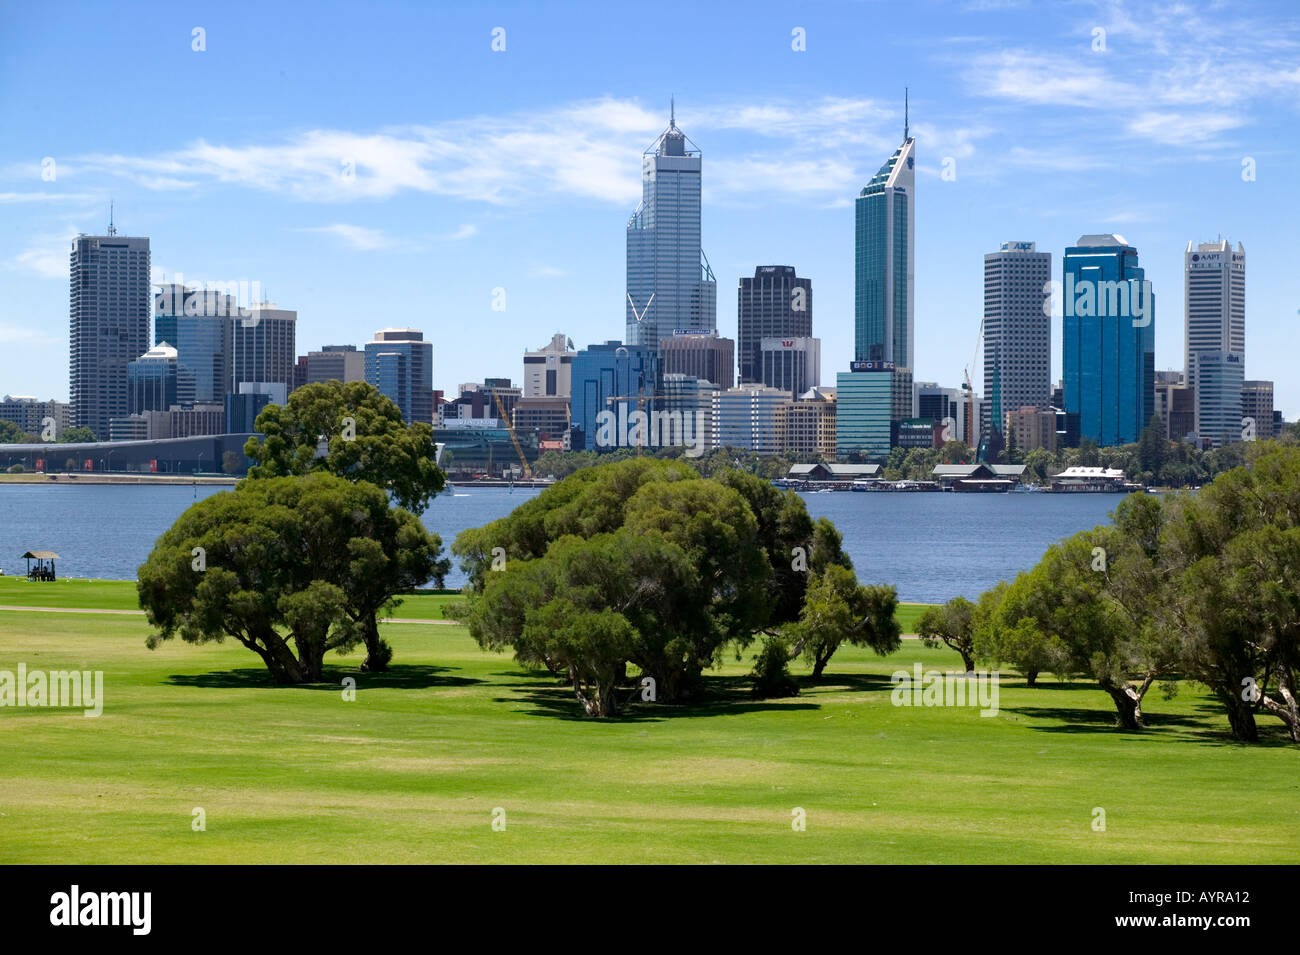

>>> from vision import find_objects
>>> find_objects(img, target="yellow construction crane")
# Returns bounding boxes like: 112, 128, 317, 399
492, 388, 531, 479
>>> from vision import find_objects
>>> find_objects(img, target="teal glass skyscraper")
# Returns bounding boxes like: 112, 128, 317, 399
1061, 234, 1156, 447
854, 98, 915, 369
626, 103, 716, 352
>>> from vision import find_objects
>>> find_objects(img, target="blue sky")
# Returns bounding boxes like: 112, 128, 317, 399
2, 0, 1298, 416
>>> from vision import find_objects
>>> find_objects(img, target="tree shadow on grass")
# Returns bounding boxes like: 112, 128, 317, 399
166, 663, 480, 691
798, 672, 895, 693
496, 672, 820, 722
998, 705, 1203, 733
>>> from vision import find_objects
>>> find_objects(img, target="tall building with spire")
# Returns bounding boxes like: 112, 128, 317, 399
626, 101, 716, 353
854, 92, 915, 369
69, 210, 151, 439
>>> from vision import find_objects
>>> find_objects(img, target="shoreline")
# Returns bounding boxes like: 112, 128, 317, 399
0, 473, 237, 486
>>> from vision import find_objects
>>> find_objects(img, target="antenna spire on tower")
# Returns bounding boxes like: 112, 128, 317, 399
670, 95, 676, 128
904, 87, 909, 142
108, 200, 117, 236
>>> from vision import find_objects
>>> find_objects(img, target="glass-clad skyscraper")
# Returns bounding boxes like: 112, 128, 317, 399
626, 106, 716, 352
1061, 234, 1155, 447
854, 117, 915, 369
569, 341, 657, 452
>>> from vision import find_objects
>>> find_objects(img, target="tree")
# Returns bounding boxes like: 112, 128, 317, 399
980, 494, 1175, 727
939, 440, 972, 465
58, 426, 97, 444
137, 473, 448, 681
917, 597, 978, 672
751, 635, 799, 698
221, 450, 242, 475
0, 420, 37, 444
1138, 416, 1167, 476
1160, 445, 1300, 741
786, 565, 900, 680
456, 458, 821, 714
244, 380, 445, 513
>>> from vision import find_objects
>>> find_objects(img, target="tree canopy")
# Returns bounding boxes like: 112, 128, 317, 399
137, 473, 448, 682
244, 380, 445, 513
453, 458, 882, 715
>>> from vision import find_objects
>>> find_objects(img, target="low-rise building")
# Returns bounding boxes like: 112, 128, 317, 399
932, 463, 1026, 491
1050, 466, 1142, 492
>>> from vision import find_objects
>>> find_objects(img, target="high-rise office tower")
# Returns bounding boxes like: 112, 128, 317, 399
1184, 240, 1245, 391
69, 227, 151, 438
233, 304, 297, 394
982, 242, 1051, 437
659, 331, 734, 390
1185, 240, 1245, 442
854, 96, 915, 368
626, 103, 716, 352
1061, 234, 1155, 446
737, 266, 812, 384
836, 361, 895, 460
760, 337, 820, 401
365, 328, 433, 424
156, 286, 237, 405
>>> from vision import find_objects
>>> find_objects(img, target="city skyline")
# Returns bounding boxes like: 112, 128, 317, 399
3, 1, 1299, 418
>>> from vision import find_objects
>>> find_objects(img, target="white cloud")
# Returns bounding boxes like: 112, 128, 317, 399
1126, 111, 1245, 144
300, 223, 396, 250
59, 96, 928, 209
445, 224, 477, 240
8, 235, 72, 279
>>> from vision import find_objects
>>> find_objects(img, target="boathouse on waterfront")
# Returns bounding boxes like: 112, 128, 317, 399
931, 463, 1026, 491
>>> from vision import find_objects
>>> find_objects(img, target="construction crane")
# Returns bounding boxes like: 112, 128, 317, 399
604, 369, 654, 457
961, 316, 983, 455
491, 388, 531, 480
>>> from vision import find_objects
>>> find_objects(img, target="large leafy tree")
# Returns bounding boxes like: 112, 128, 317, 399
457, 458, 825, 714
785, 564, 900, 680
980, 496, 1175, 728
917, 597, 978, 672
1159, 445, 1300, 741
244, 380, 445, 513
137, 473, 448, 681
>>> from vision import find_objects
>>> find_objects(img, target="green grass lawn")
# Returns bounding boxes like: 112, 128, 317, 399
1, 600, 1296, 863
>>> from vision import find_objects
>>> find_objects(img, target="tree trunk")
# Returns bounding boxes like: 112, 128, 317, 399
1221, 690, 1259, 742
811, 648, 832, 681
1260, 671, 1300, 743
959, 648, 976, 674
360, 614, 390, 672
1026, 669, 1039, 687
1100, 679, 1145, 730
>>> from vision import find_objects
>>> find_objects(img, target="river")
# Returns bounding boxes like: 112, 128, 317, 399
0, 483, 1123, 603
